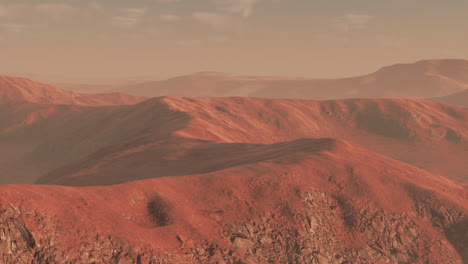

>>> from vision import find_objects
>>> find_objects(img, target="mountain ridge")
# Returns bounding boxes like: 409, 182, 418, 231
1, 135, 467, 262
115, 59, 468, 100
0, 75, 146, 106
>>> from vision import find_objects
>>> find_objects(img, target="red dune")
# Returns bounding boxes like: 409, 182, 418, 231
1, 138, 468, 263
116, 59, 468, 99
0, 75, 146, 106
430, 89, 468, 107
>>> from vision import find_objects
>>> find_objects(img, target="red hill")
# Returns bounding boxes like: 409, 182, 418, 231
1, 138, 467, 263
0, 75, 146, 106
21, 96, 466, 186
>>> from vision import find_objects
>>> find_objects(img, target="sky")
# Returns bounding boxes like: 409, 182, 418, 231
0, 0, 467, 83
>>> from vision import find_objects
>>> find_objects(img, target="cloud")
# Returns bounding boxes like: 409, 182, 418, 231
219, 0, 261, 17
334, 14, 373, 32
88, 1, 103, 10
111, 8, 146, 29
0, 3, 77, 23
192, 12, 236, 30
156, 0, 180, 3
156, 0, 262, 18
160, 14, 181, 22
35, 3, 75, 21
0, 23, 40, 33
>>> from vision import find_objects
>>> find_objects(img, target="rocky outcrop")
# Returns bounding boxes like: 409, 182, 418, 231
1, 188, 466, 263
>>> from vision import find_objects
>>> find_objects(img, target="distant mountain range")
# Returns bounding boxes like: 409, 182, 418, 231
114, 59, 468, 101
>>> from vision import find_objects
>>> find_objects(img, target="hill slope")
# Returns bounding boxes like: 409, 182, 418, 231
430, 89, 468, 107
1, 138, 468, 263
117, 59, 468, 99
0, 75, 146, 106
0, 97, 187, 184
21, 96, 466, 186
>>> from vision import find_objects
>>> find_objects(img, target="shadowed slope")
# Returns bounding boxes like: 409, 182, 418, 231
0, 98, 190, 184
2, 138, 468, 263
117, 59, 468, 99
0, 75, 146, 106
37, 138, 339, 186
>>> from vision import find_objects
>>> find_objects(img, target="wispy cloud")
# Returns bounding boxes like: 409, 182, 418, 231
192, 11, 239, 30
160, 14, 181, 22
333, 14, 373, 32
156, 0, 180, 3
218, 0, 261, 17
111, 8, 146, 29
35, 3, 75, 21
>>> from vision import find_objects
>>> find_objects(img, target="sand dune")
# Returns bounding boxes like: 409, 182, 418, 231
0, 75, 146, 106
2, 137, 468, 262
116, 59, 468, 100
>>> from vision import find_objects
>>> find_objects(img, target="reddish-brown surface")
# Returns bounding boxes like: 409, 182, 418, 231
26, 96, 467, 186
1, 138, 467, 263
430, 89, 468, 107
117, 59, 468, 100
0, 75, 467, 262
0, 75, 146, 106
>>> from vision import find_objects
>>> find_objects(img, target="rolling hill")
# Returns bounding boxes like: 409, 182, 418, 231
0, 96, 465, 185
1, 137, 468, 263
0, 75, 467, 263
31, 96, 467, 186
0, 75, 146, 106
116, 59, 468, 100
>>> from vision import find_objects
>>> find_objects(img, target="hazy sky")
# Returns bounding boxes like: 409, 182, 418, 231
1, 0, 467, 83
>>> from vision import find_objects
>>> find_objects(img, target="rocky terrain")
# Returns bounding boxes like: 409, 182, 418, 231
0, 73, 467, 263
1, 138, 468, 263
